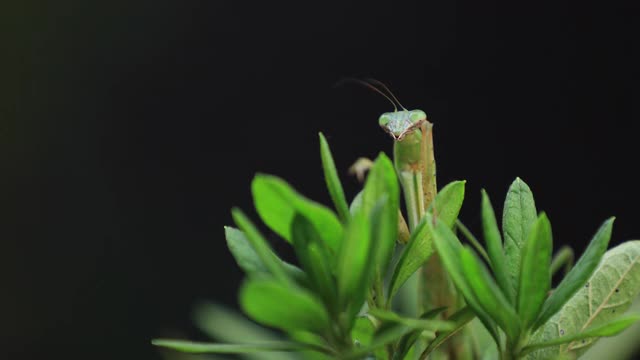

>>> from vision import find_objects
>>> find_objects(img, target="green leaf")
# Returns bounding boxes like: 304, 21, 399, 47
481, 190, 512, 303
225, 226, 306, 283
351, 316, 375, 347
427, 214, 501, 346
361, 153, 397, 216
580, 297, 640, 360
251, 174, 343, 252
389, 216, 428, 301
388, 180, 466, 299
350, 316, 389, 360
361, 153, 399, 275
239, 278, 330, 333
469, 317, 499, 359
518, 213, 553, 329
349, 190, 363, 215
193, 301, 280, 341
393, 307, 449, 360
151, 339, 313, 354
289, 331, 333, 360
291, 215, 337, 309
420, 306, 449, 319
533, 218, 615, 331
521, 314, 640, 357
319, 133, 351, 222
456, 219, 490, 264
192, 301, 297, 360
225, 226, 271, 274
420, 307, 476, 358
460, 247, 521, 341
336, 210, 373, 323
231, 209, 292, 285
502, 177, 537, 299
370, 195, 396, 277
368, 308, 455, 332
345, 324, 412, 359
427, 181, 466, 228
526, 240, 640, 359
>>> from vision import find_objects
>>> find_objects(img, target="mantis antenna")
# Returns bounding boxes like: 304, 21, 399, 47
335, 77, 398, 112
364, 78, 408, 111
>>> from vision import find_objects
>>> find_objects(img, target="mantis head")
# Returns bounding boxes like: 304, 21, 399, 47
336, 78, 428, 140
379, 110, 427, 141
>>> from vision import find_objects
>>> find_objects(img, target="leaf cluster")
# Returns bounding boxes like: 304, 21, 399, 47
153, 138, 640, 360
154, 134, 464, 359
427, 178, 640, 359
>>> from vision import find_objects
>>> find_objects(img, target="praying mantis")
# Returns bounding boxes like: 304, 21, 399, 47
345, 79, 466, 359
344, 80, 583, 360
345, 79, 436, 233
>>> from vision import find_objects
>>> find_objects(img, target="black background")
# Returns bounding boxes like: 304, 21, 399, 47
2, 0, 640, 359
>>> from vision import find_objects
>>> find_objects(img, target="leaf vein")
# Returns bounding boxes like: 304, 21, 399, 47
580, 252, 640, 331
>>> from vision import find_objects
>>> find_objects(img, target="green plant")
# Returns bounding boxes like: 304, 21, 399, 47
152, 84, 640, 359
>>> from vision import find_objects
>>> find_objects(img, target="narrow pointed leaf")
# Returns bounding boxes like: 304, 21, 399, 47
526, 240, 640, 359
533, 218, 615, 331
252, 174, 343, 252
336, 210, 372, 322
191, 301, 297, 360
371, 324, 413, 350
481, 190, 512, 302
388, 180, 466, 299
427, 214, 501, 346
151, 339, 316, 354
291, 214, 337, 309
518, 213, 553, 329
232, 209, 292, 285
420, 307, 476, 358
360, 153, 399, 276
460, 247, 521, 341
421, 306, 449, 319
521, 314, 640, 357
388, 215, 428, 300
456, 219, 490, 263
502, 177, 537, 299
368, 308, 455, 331
319, 133, 350, 222
393, 307, 450, 359
239, 278, 330, 333
225, 226, 306, 284
361, 154, 395, 215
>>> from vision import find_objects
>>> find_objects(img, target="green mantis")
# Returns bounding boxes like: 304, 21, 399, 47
353, 78, 466, 359
347, 79, 436, 232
